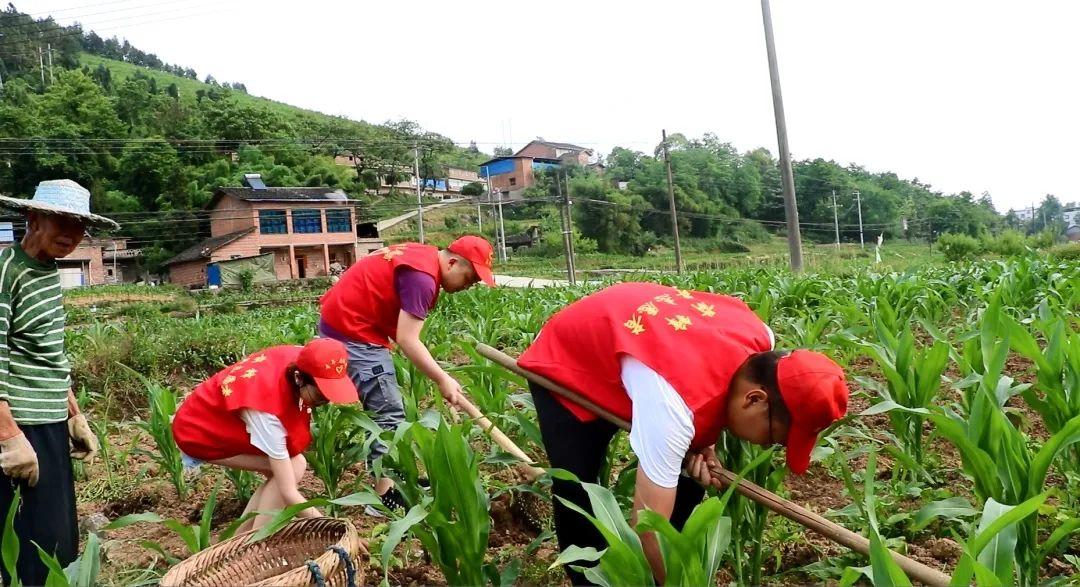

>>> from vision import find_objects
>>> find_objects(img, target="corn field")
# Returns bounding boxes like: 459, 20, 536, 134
17, 256, 1079, 585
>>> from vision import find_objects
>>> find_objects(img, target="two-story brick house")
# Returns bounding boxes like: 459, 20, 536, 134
165, 175, 383, 288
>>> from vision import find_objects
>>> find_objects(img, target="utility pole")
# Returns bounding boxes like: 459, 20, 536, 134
854, 190, 864, 249
111, 240, 118, 283
563, 171, 576, 273
38, 46, 45, 86
476, 195, 483, 233
760, 0, 804, 272
831, 189, 840, 250
485, 173, 506, 262
662, 129, 684, 274
496, 193, 506, 262
1031, 202, 1036, 233
47, 43, 54, 85
556, 170, 577, 285
413, 145, 424, 243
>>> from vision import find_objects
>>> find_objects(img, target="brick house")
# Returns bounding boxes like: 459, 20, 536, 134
334, 156, 480, 200
478, 156, 561, 199
165, 175, 383, 288
514, 139, 594, 166
58, 238, 144, 287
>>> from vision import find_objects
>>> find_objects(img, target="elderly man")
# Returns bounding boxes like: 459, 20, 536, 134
0, 180, 115, 585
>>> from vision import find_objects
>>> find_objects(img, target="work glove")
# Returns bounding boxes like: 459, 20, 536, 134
68, 413, 99, 463
0, 433, 39, 487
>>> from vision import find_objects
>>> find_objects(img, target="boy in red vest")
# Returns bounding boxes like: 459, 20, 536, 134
518, 282, 848, 584
318, 235, 495, 511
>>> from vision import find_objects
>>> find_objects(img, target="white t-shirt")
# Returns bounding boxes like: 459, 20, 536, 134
621, 324, 775, 489
239, 409, 289, 460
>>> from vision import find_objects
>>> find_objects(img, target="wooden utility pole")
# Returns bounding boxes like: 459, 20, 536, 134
760, 0, 804, 272
556, 170, 577, 285
662, 129, 683, 274
47, 43, 54, 84
414, 145, 424, 243
38, 46, 45, 86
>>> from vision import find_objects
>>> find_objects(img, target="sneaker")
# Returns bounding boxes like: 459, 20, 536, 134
364, 487, 407, 519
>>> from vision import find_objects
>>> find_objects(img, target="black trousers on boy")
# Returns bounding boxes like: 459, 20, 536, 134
531, 383, 705, 585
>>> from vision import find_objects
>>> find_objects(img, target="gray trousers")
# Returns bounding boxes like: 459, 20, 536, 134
344, 340, 404, 462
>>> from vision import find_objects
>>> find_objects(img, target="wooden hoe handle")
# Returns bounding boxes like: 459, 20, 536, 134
474, 343, 951, 587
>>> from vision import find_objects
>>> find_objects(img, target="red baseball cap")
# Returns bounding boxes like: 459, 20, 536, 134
296, 338, 357, 404
448, 235, 496, 287
776, 350, 848, 474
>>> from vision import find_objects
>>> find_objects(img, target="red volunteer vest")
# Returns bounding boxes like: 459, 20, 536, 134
518, 282, 773, 449
173, 346, 313, 461
319, 243, 442, 347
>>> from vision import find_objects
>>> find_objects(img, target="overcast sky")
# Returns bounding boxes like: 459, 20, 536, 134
18, 0, 1080, 212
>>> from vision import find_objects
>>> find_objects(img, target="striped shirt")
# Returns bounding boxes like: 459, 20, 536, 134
0, 245, 71, 424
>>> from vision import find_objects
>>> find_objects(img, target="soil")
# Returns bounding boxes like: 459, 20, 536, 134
66, 293, 176, 306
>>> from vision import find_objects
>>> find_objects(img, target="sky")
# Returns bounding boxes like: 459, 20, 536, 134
16, 0, 1080, 212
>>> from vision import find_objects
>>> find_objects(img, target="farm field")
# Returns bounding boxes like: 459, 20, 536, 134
40, 255, 1080, 586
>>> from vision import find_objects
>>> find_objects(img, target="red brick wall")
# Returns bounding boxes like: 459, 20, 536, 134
210, 195, 255, 237
168, 260, 207, 288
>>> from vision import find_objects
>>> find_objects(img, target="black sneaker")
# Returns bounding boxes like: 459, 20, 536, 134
365, 487, 407, 518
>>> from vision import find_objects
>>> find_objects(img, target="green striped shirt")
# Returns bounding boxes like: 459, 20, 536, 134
0, 245, 71, 424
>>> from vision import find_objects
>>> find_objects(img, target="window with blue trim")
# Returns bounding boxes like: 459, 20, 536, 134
259, 210, 287, 235
326, 209, 352, 233
292, 209, 323, 233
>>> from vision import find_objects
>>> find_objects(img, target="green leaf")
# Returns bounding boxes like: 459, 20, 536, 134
860, 401, 931, 417
102, 512, 166, 531
974, 499, 1019, 585
550, 545, 604, 570
3, 488, 22, 587
912, 497, 978, 531
32, 542, 69, 587
219, 513, 257, 543
966, 492, 1048, 585
380, 504, 429, 586
1028, 414, 1080, 497
1035, 518, 1080, 570
868, 529, 912, 587
71, 532, 101, 587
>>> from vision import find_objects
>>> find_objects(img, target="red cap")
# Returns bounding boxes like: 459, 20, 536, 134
776, 350, 848, 474
296, 338, 358, 404
448, 235, 496, 287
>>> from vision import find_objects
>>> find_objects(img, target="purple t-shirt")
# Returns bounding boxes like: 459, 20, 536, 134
318, 267, 437, 343
394, 268, 437, 319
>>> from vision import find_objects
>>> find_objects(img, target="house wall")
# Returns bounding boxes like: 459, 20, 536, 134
486, 158, 533, 192
168, 260, 207, 288
60, 244, 105, 285
210, 195, 255, 237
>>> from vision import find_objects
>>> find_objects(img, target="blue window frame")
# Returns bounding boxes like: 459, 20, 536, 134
292, 209, 323, 233
326, 208, 352, 233
259, 209, 287, 235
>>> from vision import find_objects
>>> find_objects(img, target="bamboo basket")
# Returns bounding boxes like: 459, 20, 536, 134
160, 518, 365, 587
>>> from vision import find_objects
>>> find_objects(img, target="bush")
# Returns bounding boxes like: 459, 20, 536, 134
1027, 228, 1060, 249
936, 232, 983, 261
1048, 242, 1080, 260
443, 216, 461, 230
984, 229, 1029, 257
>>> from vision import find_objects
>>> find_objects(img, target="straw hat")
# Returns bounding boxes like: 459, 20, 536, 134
0, 180, 120, 230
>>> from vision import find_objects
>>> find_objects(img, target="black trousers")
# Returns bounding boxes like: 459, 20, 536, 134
531, 383, 705, 585
0, 422, 78, 587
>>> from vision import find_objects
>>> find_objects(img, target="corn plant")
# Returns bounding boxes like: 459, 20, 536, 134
307, 404, 382, 516
714, 437, 784, 586
4, 491, 105, 587
851, 297, 949, 480
128, 371, 187, 499
928, 301, 1080, 585
104, 481, 253, 564
1004, 312, 1080, 472
374, 418, 513, 586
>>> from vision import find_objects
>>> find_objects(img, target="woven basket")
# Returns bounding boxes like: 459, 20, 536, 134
160, 517, 365, 587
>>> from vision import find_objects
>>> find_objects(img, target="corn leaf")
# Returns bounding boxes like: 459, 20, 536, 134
1028, 414, 1080, 497
3, 489, 22, 587
912, 497, 979, 531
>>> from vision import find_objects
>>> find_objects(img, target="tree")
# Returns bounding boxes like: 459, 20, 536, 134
461, 182, 485, 197
572, 175, 654, 255
1036, 194, 1064, 233
493, 146, 513, 157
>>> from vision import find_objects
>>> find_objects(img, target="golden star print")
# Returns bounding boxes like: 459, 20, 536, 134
241, 368, 258, 379
654, 294, 676, 305
637, 302, 659, 316
691, 302, 716, 318
666, 315, 692, 331
624, 315, 646, 335
675, 289, 694, 300
222, 375, 236, 385
221, 385, 233, 397
324, 358, 347, 375
251, 355, 267, 364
